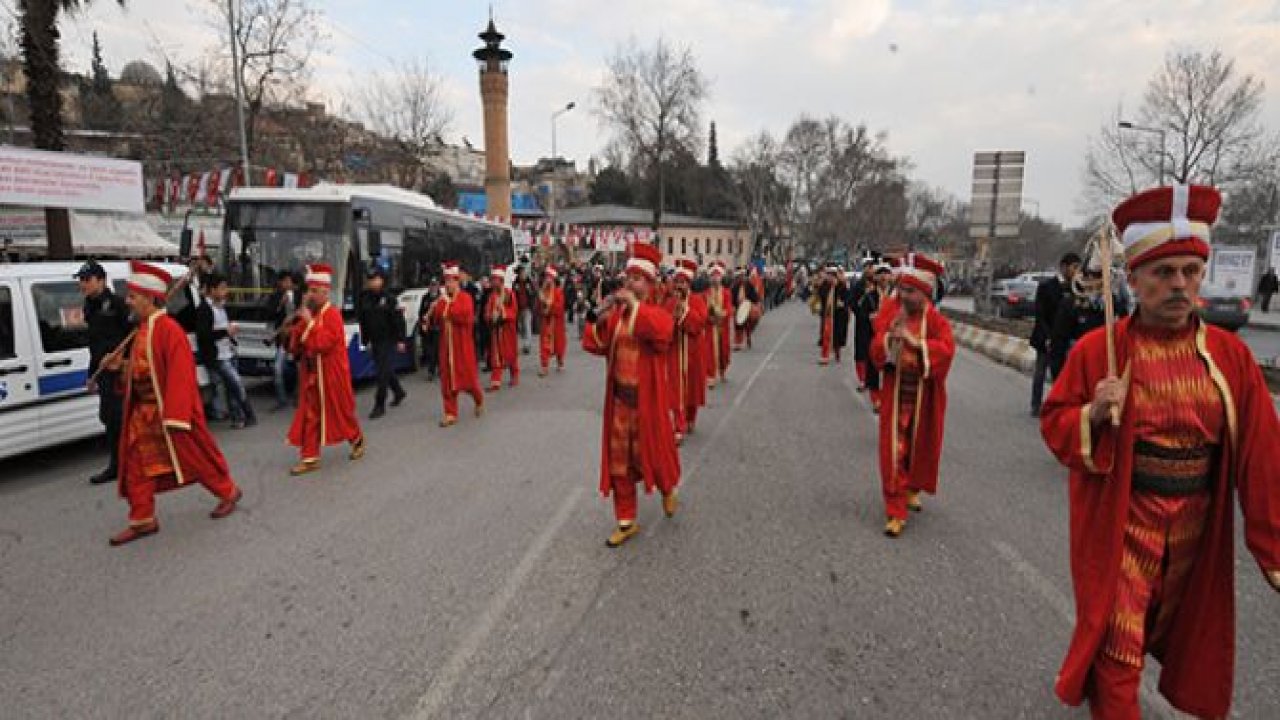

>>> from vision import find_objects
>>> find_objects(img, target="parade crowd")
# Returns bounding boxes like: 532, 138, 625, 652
68, 182, 1279, 720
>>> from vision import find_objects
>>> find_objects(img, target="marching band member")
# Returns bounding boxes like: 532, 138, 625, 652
664, 259, 709, 442
485, 266, 520, 391
108, 261, 241, 545
286, 263, 366, 476
583, 243, 681, 548
870, 254, 954, 537
1041, 184, 1280, 719
426, 262, 485, 427
537, 266, 567, 376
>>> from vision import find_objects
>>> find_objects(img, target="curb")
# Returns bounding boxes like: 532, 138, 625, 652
951, 321, 1280, 373
951, 322, 1036, 375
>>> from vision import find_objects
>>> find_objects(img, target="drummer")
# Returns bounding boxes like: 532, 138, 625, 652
732, 267, 761, 351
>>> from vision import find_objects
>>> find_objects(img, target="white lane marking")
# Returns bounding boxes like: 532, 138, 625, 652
407, 320, 792, 719
991, 540, 1184, 720
408, 484, 587, 720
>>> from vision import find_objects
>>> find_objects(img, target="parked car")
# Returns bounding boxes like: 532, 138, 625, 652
1196, 282, 1251, 331
990, 278, 1039, 319
1016, 271, 1056, 286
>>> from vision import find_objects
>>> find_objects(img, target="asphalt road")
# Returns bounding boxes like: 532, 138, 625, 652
1, 302, 1276, 719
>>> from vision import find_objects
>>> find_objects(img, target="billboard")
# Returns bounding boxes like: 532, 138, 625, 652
0, 147, 144, 214
1208, 246, 1256, 295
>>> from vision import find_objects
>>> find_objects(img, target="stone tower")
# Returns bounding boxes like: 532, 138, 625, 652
473, 16, 513, 222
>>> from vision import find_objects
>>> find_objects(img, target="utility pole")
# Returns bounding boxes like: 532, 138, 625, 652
227, 0, 252, 186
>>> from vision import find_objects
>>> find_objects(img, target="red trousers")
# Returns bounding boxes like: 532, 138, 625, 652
1087, 491, 1211, 720
671, 404, 699, 436
540, 323, 565, 370
883, 381, 921, 520
734, 321, 755, 348
123, 433, 238, 525
820, 317, 833, 362
443, 385, 484, 418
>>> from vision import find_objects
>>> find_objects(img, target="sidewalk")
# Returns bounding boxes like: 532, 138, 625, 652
1250, 307, 1280, 331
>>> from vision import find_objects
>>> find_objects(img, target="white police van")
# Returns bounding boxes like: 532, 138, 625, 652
0, 261, 196, 461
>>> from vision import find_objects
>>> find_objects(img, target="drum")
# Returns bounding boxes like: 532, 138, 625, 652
735, 300, 753, 327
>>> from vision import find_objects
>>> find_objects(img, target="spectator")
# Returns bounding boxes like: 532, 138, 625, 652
1029, 253, 1080, 417
196, 273, 257, 429
1258, 267, 1278, 313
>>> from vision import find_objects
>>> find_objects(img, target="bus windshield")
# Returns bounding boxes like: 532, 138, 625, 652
221, 200, 353, 319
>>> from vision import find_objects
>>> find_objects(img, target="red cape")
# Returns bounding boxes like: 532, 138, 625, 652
287, 303, 361, 448
117, 311, 232, 493
663, 291, 708, 412
582, 303, 681, 497
870, 299, 954, 495
485, 287, 518, 371
1040, 316, 1280, 716
431, 290, 481, 395
705, 286, 733, 377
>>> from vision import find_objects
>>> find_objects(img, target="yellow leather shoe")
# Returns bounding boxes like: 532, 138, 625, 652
907, 491, 923, 513
290, 459, 320, 476
439, 415, 457, 428
884, 517, 905, 538
606, 523, 640, 548
662, 491, 679, 518
475, 402, 485, 418
349, 435, 366, 461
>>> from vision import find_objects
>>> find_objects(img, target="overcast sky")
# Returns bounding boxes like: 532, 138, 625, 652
53, 0, 1280, 226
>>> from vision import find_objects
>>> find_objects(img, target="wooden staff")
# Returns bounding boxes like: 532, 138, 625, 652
1097, 224, 1122, 427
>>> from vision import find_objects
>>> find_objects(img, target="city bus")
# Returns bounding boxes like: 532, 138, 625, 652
217, 184, 515, 378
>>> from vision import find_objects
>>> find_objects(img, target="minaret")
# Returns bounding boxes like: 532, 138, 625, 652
473, 15, 513, 222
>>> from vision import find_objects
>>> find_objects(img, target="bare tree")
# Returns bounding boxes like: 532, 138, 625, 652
1082, 48, 1275, 213
728, 131, 790, 260
349, 58, 453, 189
205, 0, 325, 160
594, 36, 709, 234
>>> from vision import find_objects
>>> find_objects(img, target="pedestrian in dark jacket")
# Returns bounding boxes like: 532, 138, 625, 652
1259, 268, 1278, 313
76, 260, 132, 484
1029, 253, 1080, 416
358, 268, 407, 418
417, 279, 442, 381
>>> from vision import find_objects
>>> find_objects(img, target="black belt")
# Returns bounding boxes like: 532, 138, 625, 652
1131, 440, 1215, 496
612, 383, 639, 409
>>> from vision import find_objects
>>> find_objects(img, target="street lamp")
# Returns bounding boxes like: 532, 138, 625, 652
549, 102, 576, 241
1118, 120, 1167, 186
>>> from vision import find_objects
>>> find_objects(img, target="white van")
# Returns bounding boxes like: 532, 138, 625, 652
0, 261, 197, 462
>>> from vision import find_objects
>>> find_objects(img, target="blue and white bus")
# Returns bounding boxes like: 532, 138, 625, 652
218, 184, 515, 378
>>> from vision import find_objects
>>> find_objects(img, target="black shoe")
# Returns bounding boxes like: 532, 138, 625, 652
1030, 406, 1041, 418
90, 469, 116, 485
391, 392, 407, 407
243, 415, 258, 428
369, 406, 386, 419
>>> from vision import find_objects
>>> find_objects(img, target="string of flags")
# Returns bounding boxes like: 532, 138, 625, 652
145, 167, 317, 214
508, 219, 653, 251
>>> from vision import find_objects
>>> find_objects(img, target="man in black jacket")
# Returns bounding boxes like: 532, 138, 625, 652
358, 268, 407, 419
416, 278, 442, 381
77, 260, 133, 484
1028, 253, 1080, 416
266, 272, 300, 410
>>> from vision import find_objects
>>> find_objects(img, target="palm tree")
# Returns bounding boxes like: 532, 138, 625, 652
18, 0, 125, 259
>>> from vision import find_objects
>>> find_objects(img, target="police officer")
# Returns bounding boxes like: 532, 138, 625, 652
77, 260, 133, 485
358, 267, 406, 419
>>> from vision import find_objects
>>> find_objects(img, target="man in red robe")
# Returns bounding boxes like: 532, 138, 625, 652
109, 261, 241, 546
426, 262, 484, 427
286, 263, 365, 475
485, 266, 520, 391
870, 254, 954, 538
705, 262, 733, 387
664, 258, 708, 443
1040, 184, 1280, 720
537, 266, 567, 376
583, 242, 681, 548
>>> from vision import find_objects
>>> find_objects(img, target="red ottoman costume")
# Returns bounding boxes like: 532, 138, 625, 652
583, 243, 681, 546
869, 254, 955, 529
1040, 184, 1280, 719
